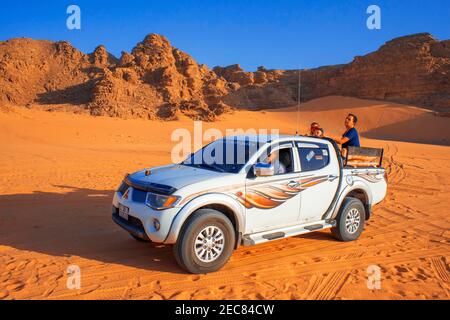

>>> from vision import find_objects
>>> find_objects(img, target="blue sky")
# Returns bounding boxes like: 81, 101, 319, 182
1, 0, 449, 71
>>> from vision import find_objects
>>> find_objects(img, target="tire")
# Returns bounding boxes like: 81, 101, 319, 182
130, 234, 151, 242
331, 197, 366, 242
173, 209, 236, 274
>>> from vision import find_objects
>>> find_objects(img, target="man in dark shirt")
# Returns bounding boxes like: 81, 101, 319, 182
334, 114, 360, 157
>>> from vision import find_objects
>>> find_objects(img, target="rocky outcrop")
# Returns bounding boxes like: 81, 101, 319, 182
1, 33, 449, 119
219, 33, 450, 111
213, 65, 254, 86
89, 34, 231, 120
300, 33, 450, 110
89, 45, 118, 67
0, 35, 232, 120
0, 39, 94, 106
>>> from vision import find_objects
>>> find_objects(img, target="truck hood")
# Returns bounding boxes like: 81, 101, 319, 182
126, 164, 229, 193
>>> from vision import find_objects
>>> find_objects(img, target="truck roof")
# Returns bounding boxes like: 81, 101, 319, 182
223, 134, 328, 145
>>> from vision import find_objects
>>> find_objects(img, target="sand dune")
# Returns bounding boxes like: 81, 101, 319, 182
0, 96, 449, 300
268, 96, 450, 145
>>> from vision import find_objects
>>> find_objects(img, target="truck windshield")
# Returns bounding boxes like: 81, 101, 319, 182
182, 138, 263, 173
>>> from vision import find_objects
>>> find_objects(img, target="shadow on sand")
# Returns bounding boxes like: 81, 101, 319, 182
0, 186, 186, 274
362, 112, 450, 146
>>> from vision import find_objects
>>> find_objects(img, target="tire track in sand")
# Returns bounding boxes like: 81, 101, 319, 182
429, 256, 450, 297
301, 271, 350, 300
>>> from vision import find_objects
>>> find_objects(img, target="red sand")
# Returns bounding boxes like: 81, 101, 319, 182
0, 96, 449, 300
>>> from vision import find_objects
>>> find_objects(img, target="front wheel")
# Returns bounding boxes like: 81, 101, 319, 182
331, 197, 366, 242
173, 209, 235, 274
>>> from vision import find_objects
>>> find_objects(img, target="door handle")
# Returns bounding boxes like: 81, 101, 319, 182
288, 181, 300, 188
328, 175, 339, 182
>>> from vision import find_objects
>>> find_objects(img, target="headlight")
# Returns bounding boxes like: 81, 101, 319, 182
146, 192, 181, 210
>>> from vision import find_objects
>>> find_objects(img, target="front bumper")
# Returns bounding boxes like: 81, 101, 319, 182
112, 207, 149, 241
112, 191, 181, 243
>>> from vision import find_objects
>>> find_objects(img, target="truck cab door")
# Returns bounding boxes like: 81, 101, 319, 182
297, 141, 340, 223
243, 142, 302, 234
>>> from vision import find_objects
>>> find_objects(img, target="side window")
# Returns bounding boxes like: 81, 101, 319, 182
298, 147, 330, 172
259, 147, 295, 175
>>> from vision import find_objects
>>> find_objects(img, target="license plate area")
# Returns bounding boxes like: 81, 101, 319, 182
119, 204, 129, 220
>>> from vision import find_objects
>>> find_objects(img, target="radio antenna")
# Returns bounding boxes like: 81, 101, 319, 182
296, 69, 301, 136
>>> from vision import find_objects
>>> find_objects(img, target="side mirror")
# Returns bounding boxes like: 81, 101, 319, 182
253, 162, 275, 177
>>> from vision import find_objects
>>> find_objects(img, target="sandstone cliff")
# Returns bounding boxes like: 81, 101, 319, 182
0, 33, 448, 120
220, 33, 450, 111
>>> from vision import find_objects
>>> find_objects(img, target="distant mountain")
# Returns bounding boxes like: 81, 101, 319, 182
1, 33, 449, 120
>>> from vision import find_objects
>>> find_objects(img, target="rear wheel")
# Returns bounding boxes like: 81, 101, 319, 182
331, 197, 366, 242
173, 209, 235, 274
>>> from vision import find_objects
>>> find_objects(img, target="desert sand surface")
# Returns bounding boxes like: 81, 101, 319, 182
0, 96, 449, 300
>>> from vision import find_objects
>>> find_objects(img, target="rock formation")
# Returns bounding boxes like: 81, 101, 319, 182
0, 39, 95, 106
220, 33, 450, 111
0, 33, 449, 120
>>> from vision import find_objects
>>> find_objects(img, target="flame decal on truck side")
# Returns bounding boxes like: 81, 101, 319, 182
236, 175, 330, 210
179, 175, 334, 209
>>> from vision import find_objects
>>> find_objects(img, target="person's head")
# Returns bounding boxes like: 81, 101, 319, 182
310, 122, 320, 135
345, 114, 358, 129
313, 128, 324, 138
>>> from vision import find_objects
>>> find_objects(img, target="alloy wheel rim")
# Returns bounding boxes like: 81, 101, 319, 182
345, 208, 361, 234
194, 226, 225, 263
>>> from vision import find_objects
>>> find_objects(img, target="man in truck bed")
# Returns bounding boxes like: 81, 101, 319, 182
334, 113, 361, 157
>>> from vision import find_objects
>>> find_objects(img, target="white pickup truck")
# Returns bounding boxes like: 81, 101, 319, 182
112, 135, 387, 274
